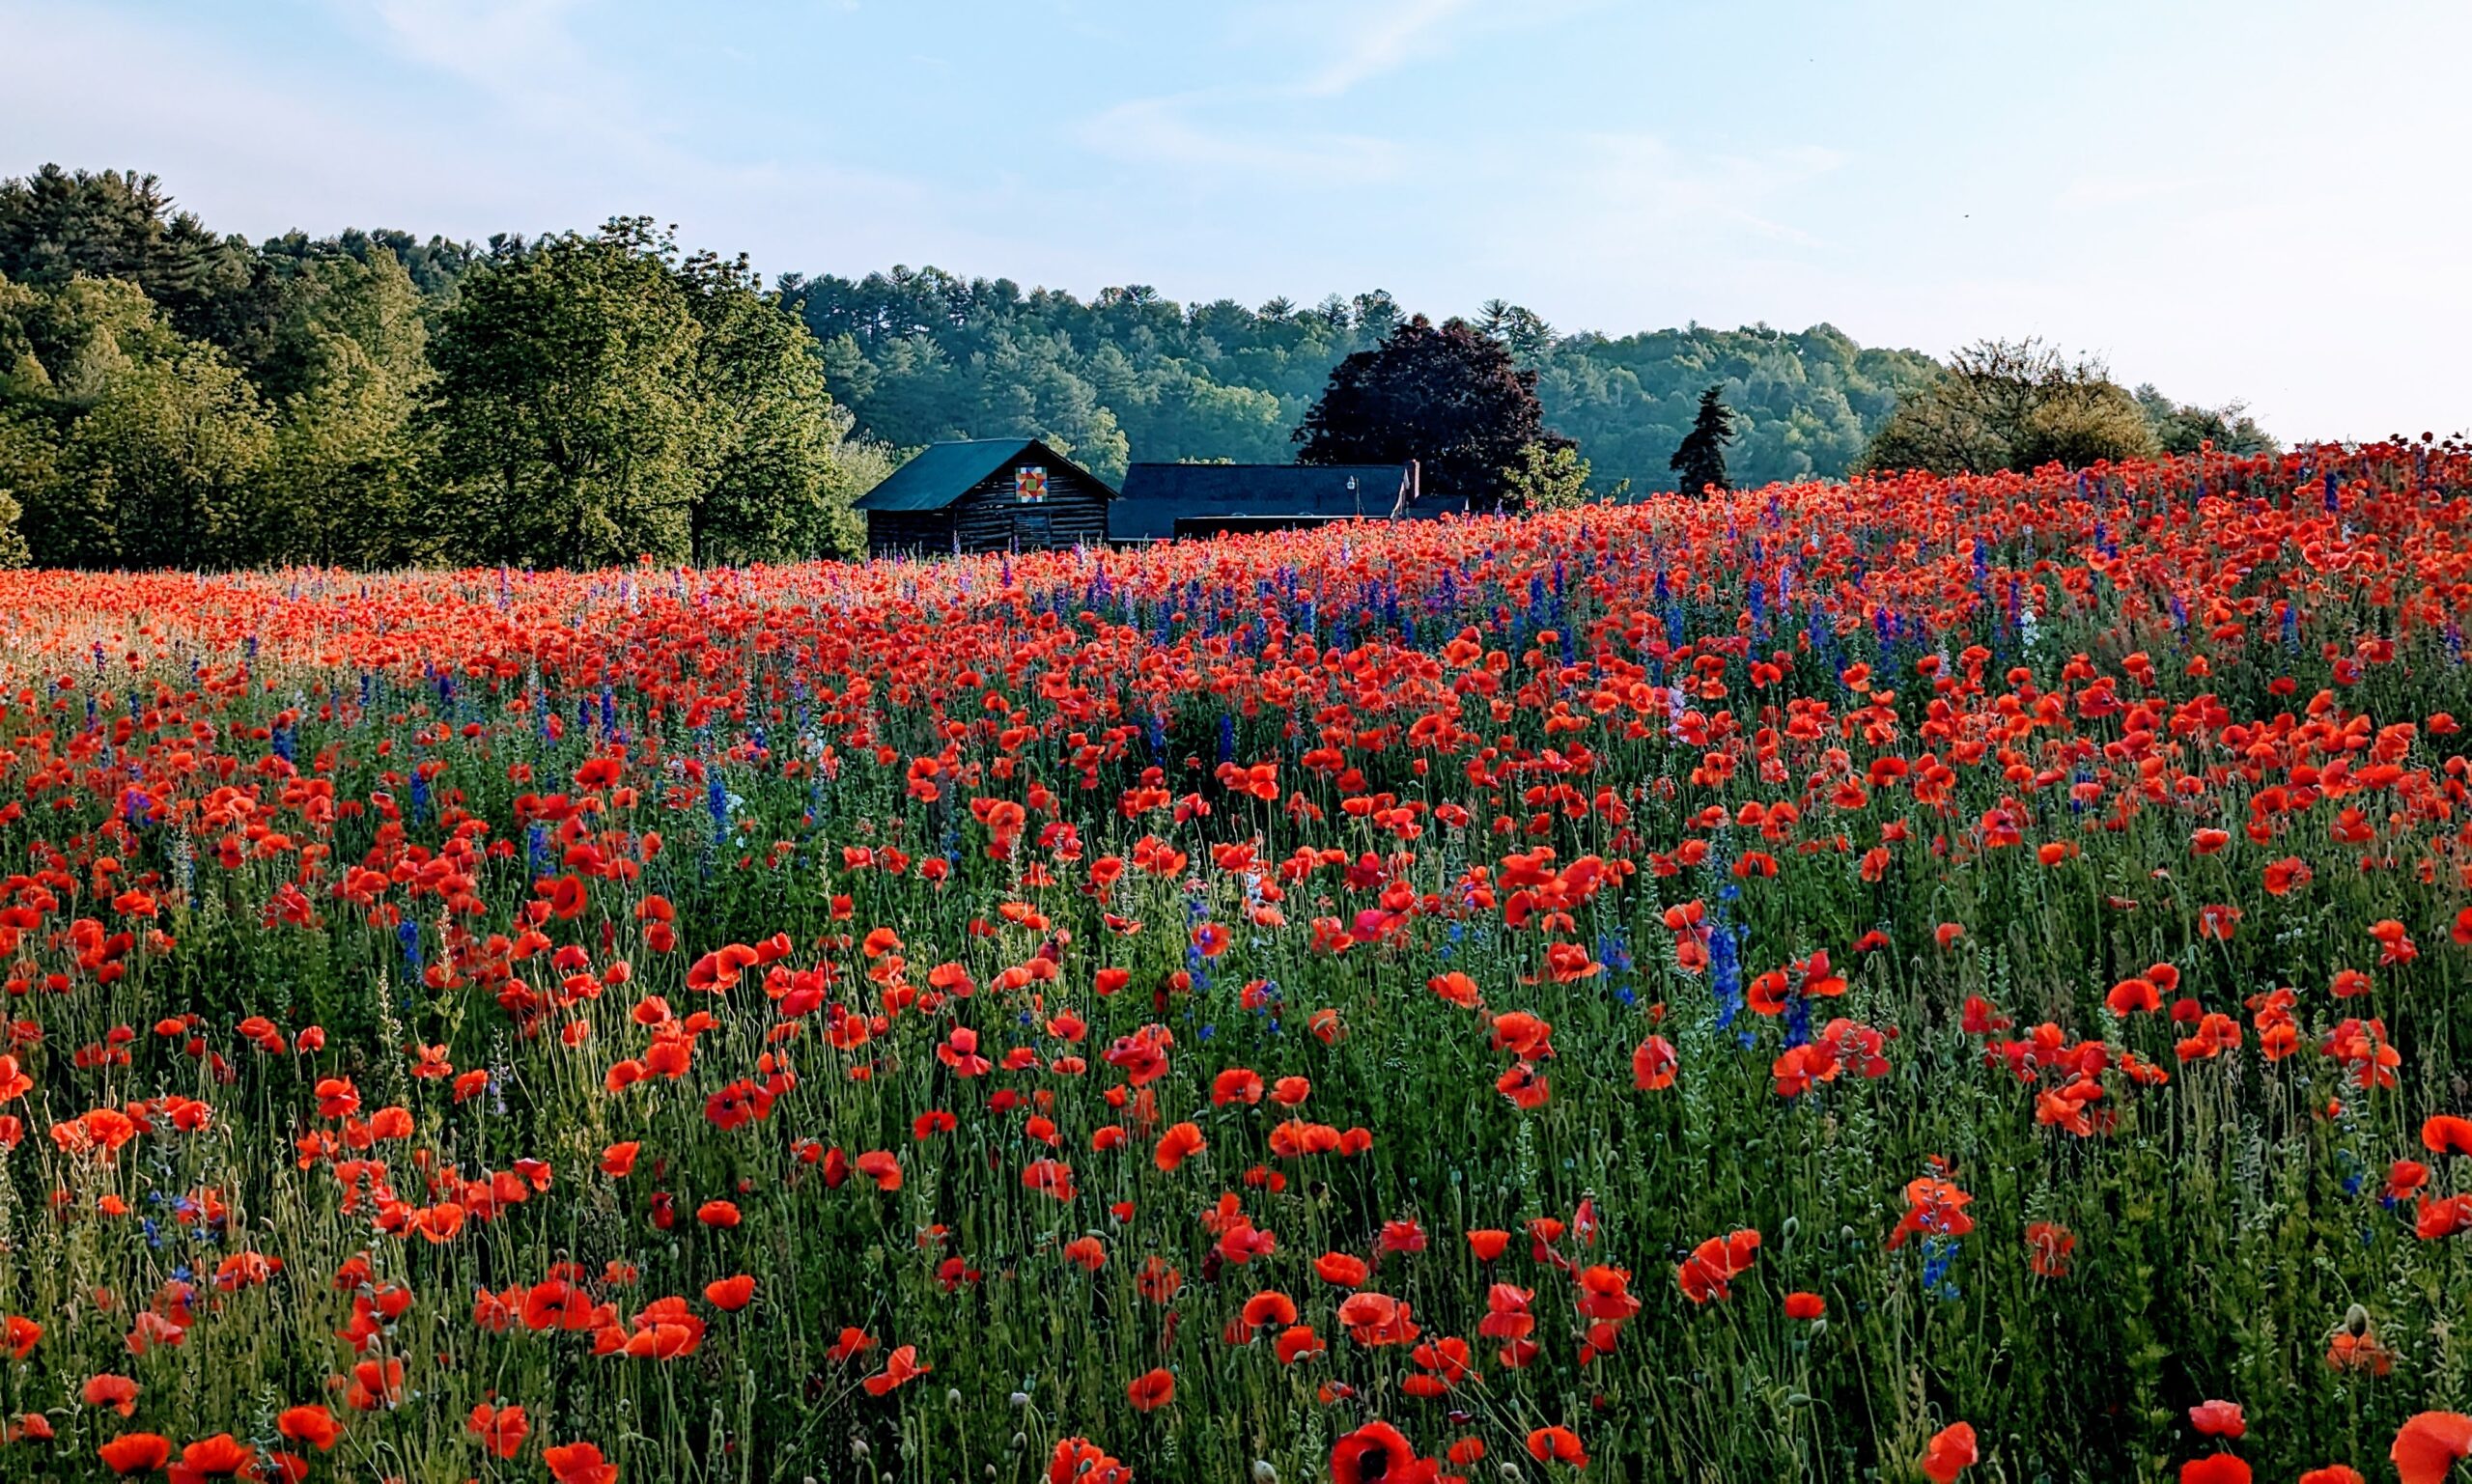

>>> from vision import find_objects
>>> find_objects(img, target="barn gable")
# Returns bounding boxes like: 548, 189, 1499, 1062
856, 438, 1115, 556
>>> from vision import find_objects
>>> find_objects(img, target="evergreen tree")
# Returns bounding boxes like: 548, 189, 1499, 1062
1670, 384, 1734, 494
0, 165, 251, 339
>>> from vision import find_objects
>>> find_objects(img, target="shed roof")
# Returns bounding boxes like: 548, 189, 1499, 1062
854, 438, 1113, 514
1110, 462, 1429, 541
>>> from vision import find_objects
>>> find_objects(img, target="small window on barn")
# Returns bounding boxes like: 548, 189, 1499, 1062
1013, 510, 1052, 547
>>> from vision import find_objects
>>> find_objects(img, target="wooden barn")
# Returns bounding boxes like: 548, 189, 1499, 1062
1109, 461, 1466, 544
854, 438, 1115, 557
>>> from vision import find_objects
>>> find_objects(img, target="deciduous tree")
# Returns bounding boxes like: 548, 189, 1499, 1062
1294, 315, 1567, 510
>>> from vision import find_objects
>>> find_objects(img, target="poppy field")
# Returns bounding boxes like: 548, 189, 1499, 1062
5, 444, 2472, 1484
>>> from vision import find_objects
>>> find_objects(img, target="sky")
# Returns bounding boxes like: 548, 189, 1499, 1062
2, 0, 2465, 441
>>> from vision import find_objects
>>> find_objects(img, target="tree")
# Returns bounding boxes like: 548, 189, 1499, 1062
2133, 384, 2278, 456
428, 220, 707, 569
1863, 339, 2160, 475
0, 270, 274, 568
262, 250, 437, 568
0, 165, 251, 340
1293, 315, 1567, 510
1500, 440, 1621, 512
45, 343, 275, 568
0, 408, 40, 568
677, 247, 867, 562
430, 218, 872, 570
1669, 384, 1734, 494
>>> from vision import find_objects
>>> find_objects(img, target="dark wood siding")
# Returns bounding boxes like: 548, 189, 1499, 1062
865, 458, 1112, 557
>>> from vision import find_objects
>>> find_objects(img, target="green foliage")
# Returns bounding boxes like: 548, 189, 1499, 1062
0, 167, 873, 571
54, 342, 276, 569
792, 273, 1952, 494
0, 162, 2273, 570
2136, 383, 2280, 457
1500, 438, 1614, 511
0, 164, 253, 339
0, 273, 275, 568
262, 267, 438, 569
1670, 383, 1735, 494
681, 249, 868, 562
1863, 339, 2164, 475
429, 221, 709, 569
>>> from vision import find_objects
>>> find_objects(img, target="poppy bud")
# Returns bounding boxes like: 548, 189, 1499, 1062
1253, 1463, 1279, 1484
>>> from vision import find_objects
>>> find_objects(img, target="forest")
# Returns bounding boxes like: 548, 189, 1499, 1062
0, 163, 2272, 570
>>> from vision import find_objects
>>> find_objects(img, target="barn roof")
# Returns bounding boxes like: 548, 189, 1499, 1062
1110, 462, 1456, 542
853, 438, 1114, 513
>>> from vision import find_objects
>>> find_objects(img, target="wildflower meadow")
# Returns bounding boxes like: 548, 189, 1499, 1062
3, 444, 2472, 1484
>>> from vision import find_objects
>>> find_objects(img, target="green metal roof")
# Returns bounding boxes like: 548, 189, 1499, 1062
853, 438, 1112, 513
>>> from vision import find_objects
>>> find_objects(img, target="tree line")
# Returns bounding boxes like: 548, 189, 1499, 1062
0, 163, 2274, 571
0, 168, 883, 570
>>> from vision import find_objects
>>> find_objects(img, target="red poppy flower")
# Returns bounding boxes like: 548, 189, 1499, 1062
467, 1402, 529, 1459
1125, 1367, 1175, 1413
275, 1404, 340, 1452
1920, 1421, 1978, 1483
545, 1441, 620, 1484
1331, 1420, 1419, 1484
2393, 1412, 2472, 1484
98, 1434, 172, 1475
1526, 1425, 1587, 1468
81, 1373, 139, 1417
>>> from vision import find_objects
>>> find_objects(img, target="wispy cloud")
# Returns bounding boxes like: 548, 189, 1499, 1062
1076, 0, 1584, 184
357, 0, 650, 143
1299, 0, 1479, 97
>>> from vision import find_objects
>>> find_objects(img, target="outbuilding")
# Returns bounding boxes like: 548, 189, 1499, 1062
854, 438, 1115, 557
1108, 462, 1463, 544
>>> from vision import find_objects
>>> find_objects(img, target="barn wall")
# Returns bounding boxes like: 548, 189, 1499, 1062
865, 511, 959, 557
947, 464, 1110, 553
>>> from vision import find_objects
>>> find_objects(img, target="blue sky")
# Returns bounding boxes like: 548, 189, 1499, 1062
3, 0, 2466, 440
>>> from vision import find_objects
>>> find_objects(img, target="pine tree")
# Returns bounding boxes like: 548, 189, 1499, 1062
1670, 384, 1734, 494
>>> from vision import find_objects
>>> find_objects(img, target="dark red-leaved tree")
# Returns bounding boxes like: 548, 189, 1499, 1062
1293, 314, 1568, 511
